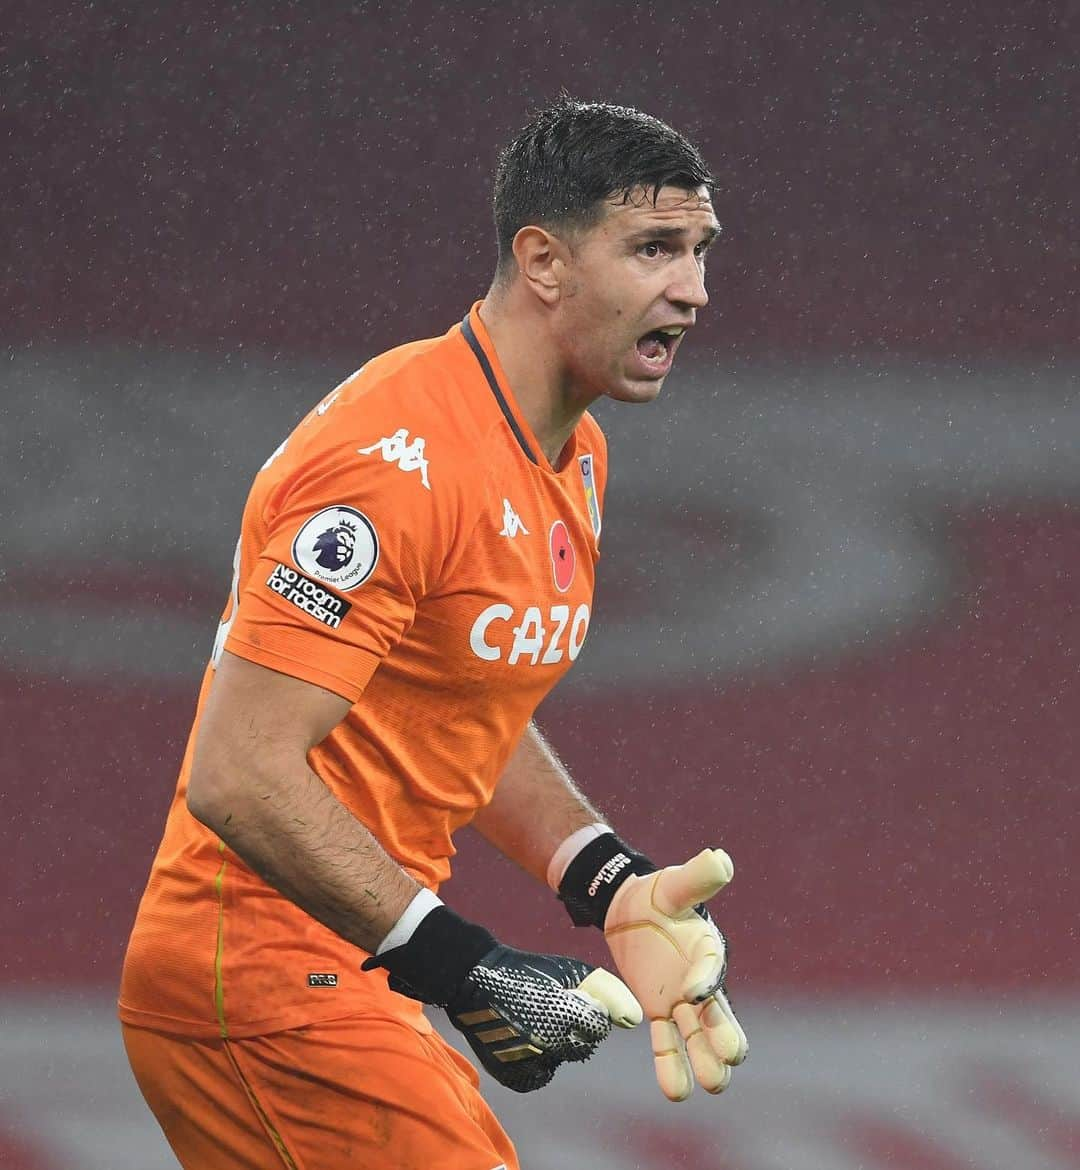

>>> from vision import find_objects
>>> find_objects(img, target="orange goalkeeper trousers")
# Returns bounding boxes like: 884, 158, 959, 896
122, 1015, 519, 1170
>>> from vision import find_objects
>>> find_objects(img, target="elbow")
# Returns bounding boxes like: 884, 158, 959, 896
186, 750, 241, 835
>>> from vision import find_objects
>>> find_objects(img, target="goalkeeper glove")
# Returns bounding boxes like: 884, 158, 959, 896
558, 833, 748, 1101
362, 899, 641, 1093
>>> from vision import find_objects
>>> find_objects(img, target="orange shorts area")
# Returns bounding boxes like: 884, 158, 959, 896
122, 1014, 519, 1170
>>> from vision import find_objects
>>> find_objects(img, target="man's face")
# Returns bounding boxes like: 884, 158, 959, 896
554, 184, 719, 404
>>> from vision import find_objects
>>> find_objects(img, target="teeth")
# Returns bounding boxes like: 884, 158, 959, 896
657, 327, 685, 337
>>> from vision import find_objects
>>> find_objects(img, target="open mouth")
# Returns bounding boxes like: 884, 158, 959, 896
635, 326, 686, 366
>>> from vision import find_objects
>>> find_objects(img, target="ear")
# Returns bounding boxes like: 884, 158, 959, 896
510, 226, 571, 306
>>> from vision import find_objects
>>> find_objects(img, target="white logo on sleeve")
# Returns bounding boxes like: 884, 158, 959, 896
261, 436, 289, 471
291, 506, 379, 591
498, 498, 529, 538
358, 428, 431, 490
314, 364, 365, 417
315, 388, 341, 416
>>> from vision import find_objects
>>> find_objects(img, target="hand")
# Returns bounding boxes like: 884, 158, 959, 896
603, 848, 748, 1101
363, 904, 642, 1092
442, 946, 642, 1093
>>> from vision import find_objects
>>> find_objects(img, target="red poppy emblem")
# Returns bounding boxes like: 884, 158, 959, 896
550, 520, 576, 592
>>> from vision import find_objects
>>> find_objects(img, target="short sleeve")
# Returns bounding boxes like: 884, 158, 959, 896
225, 431, 459, 703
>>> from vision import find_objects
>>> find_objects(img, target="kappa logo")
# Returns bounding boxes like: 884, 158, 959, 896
499, 498, 529, 538
261, 436, 289, 471
358, 428, 431, 490
315, 388, 341, 416
314, 364, 366, 418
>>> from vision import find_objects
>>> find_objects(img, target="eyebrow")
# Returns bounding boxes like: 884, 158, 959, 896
630, 223, 721, 246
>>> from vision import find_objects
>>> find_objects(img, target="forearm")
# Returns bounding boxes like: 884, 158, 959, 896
471, 721, 607, 884
189, 759, 421, 955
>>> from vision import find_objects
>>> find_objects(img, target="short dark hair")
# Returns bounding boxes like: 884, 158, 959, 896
493, 98, 713, 273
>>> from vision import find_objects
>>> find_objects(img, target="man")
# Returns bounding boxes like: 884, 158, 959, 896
120, 97, 748, 1170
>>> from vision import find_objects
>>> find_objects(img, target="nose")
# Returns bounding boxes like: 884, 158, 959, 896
667, 254, 709, 310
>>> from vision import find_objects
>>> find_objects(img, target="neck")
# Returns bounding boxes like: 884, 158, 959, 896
478, 284, 589, 468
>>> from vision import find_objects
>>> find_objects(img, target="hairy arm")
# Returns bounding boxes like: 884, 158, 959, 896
186, 649, 421, 954
470, 721, 606, 884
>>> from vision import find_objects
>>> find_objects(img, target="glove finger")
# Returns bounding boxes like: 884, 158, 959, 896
682, 929, 726, 1004
575, 967, 643, 1029
654, 849, 734, 918
674, 1001, 732, 1094
701, 992, 749, 1066
651, 1017, 694, 1102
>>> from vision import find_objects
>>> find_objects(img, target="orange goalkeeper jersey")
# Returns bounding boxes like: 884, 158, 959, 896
119, 304, 608, 1039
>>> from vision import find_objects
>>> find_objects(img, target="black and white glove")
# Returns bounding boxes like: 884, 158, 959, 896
557, 832, 748, 1101
362, 902, 641, 1093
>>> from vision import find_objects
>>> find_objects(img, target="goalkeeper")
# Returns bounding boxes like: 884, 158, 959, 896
119, 97, 747, 1170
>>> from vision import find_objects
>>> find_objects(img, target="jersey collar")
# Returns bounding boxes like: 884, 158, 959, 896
460, 302, 579, 475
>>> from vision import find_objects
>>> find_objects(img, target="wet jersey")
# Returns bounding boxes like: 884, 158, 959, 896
119, 304, 608, 1038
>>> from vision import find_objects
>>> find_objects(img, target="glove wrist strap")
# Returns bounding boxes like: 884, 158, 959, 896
376, 887, 443, 954
362, 905, 497, 1005
546, 822, 613, 890
557, 832, 657, 929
